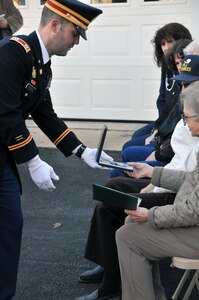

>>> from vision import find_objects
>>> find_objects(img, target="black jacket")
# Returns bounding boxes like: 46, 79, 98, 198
154, 89, 183, 162
0, 31, 82, 178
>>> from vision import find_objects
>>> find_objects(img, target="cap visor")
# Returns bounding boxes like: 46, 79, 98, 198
74, 25, 87, 40
170, 74, 199, 82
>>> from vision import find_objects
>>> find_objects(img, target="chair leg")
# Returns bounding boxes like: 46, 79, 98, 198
195, 270, 199, 290
172, 270, 191, 300
182, 270, 199, 300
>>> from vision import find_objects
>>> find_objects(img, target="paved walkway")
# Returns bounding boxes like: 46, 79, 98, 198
26, 119, 147, 151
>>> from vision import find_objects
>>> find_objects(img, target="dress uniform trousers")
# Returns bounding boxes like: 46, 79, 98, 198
0, 158, 23, 300
84, 176, 176, 276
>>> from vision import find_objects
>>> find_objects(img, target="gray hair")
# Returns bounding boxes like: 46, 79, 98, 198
184, 40, 199, 55
180, 81, 199, 115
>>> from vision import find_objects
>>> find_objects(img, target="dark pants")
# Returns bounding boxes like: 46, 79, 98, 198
0, 161, 23, 300
123, 122, 155, 149
84, 176, 176, 275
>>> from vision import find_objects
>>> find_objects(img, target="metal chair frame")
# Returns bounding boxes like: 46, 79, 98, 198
172, 257, 199, 300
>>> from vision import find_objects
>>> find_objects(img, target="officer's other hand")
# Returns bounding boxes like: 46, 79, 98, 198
27, 155, 59, 191
81, 147, 113, 168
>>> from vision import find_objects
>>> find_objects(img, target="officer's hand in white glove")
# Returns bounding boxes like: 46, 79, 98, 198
81, 147, 113, 168
27, 155, 59, 191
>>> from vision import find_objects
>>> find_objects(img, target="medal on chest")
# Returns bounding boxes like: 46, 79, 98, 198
24, 66, 37, 96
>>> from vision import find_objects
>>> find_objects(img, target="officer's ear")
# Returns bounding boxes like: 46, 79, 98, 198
51, 19, 61, 33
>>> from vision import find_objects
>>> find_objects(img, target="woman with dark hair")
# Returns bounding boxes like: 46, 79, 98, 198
108, 26, 192, 178
153, 23, 192, 68
109, 38, 192, 178
124, 22, 192, 148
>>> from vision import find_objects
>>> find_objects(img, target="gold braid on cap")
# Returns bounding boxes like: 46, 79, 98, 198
45, 0, 89, 30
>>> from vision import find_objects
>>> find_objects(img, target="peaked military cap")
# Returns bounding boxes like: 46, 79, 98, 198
45, 0, 102, 40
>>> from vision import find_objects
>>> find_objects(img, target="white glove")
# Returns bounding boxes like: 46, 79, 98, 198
81, 147, 113, 168
27, 155, 59, 191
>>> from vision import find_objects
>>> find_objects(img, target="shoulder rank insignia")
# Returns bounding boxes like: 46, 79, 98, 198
10, 37, 31, 53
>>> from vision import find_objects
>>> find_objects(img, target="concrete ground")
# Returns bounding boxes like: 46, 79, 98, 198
26, 119, 147, 151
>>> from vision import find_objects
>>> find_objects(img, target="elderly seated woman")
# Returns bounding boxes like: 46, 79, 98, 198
116, 80, 199, 300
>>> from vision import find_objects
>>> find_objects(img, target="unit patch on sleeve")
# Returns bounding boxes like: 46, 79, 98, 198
10, 37, 31, 53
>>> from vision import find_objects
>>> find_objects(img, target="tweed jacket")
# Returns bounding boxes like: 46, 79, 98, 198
149, 153, 199, 232
0, 0, 23, 38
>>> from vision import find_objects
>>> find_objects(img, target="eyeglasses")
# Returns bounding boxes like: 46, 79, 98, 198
181, 113, 199, 126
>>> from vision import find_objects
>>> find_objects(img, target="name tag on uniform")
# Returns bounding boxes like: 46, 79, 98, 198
25, 83, 37, 94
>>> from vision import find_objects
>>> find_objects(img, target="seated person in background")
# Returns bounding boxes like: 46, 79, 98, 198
116, 82, 199, 300
75, 58, 199, 300
123, 23, 192, 147
0, 0, 23, 39
110, 38, 191, 178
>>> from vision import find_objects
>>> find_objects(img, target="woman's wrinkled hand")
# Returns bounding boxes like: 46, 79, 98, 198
125, 207, 149, 223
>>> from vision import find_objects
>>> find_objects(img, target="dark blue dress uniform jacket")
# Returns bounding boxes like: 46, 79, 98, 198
0, 31, 82, 179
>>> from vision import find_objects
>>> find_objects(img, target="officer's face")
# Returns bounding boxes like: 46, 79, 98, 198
50, 21, 80, 56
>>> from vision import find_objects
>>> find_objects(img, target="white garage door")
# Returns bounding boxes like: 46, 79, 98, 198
16, 0, 193, 121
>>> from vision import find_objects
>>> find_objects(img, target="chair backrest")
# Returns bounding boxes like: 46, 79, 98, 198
172, 257, 199, 270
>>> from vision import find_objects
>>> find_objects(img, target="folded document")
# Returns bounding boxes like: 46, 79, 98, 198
93, 183, 142, 210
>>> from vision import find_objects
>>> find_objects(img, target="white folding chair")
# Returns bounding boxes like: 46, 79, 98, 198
172, 256, 199, 300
